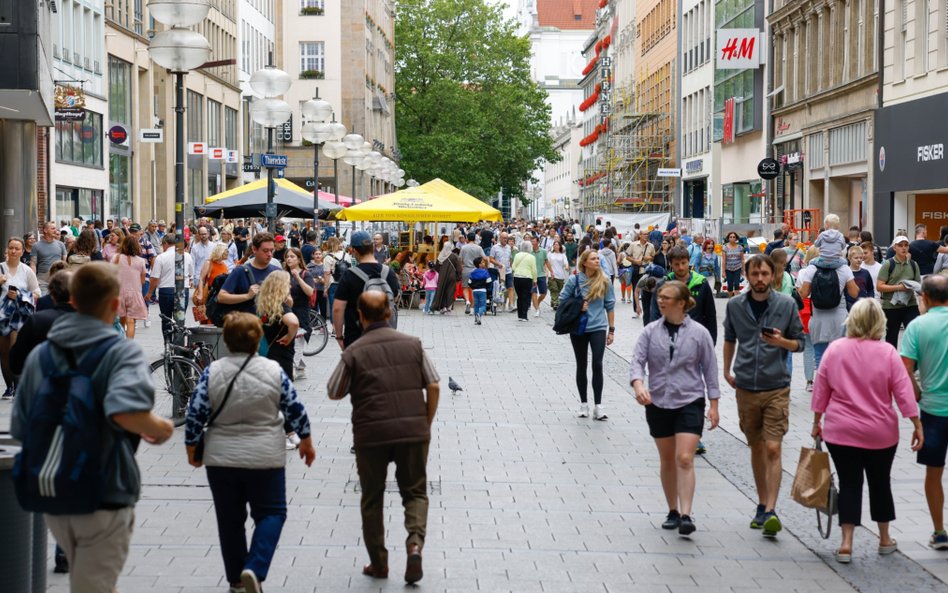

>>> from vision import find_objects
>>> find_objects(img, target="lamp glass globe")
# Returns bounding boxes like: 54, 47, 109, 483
322, 141, 348, 160
356, 159, 373, 171
250, 98, 293, 128
395, 178, 406, 187
301, 122, 332, 144
249, 67, 292, 98
327, 122, 347, 141
342, 133, 364, 150
301, 98, 333, 123
148, 0, 211, 27
149, 28, 211, 72
343, 151, 364, 166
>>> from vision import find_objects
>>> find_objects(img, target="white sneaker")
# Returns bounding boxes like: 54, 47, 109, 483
594, 405, 608, 421
240, 569, 261, 593
294, 368, 306, 380
534, 309, 540, 318
579, 403, 589, 418
631, 311, 638, 318
144, 319, 151, 328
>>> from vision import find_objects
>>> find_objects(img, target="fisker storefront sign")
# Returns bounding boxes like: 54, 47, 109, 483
875, 93, 948, 194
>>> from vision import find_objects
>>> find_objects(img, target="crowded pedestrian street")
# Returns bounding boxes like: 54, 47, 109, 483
4, 294, 946, 593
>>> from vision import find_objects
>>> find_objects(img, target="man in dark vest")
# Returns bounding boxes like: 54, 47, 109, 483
327, 291, 440, 585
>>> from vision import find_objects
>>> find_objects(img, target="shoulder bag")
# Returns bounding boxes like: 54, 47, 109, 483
193, 354, 254, 463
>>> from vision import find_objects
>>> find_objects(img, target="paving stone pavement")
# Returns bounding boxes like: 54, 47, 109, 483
0, 296, 946, 592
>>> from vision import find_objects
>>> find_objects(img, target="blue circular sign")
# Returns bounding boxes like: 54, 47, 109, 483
879, 146, 886, 172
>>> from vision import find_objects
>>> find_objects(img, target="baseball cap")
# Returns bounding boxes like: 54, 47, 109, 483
645, 264, 666, 278
128, 223, 142, 232
350, 230, 373, 247
274, 234, 286, 242
891, 235, 910, 247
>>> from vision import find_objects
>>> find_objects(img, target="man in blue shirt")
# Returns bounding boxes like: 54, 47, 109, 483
217, 232, 281, 313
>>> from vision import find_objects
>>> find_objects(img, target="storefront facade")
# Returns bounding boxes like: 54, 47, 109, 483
874, 93, 948, 244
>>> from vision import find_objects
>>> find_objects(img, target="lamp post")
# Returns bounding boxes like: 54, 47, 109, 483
300, 92, 333, 230
249, 59, 292, 232
342, 132, 364, 215
321, 119, 348, 229
147, 0, 211, 333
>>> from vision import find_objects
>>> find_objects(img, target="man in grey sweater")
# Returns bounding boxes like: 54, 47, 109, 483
722, 254, 805, 539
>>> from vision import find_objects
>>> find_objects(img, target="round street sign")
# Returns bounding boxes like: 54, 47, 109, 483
757, 157, 780, 180
107, 125, 128, 144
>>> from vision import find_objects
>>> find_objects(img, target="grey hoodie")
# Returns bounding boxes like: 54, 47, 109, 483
11, 314, 154, 508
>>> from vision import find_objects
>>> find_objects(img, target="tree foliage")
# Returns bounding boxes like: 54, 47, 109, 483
394, 0, 558, 204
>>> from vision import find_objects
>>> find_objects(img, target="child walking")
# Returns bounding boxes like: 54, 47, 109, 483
469, 257, 492, 325
423, 261, 439, 314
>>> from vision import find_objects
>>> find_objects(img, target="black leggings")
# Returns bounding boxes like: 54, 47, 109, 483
514, 277, 533, 320
569, 330, 606, 405
826, 442, 897, 526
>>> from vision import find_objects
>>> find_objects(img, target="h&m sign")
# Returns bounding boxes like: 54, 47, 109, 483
716, 29, 765, 70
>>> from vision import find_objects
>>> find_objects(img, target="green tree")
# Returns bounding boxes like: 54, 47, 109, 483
395, 0, 558, 204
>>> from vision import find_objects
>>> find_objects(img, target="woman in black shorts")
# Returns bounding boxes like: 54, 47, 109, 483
630, 281, 720, 537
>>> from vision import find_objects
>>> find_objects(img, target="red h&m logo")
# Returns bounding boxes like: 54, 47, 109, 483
721, 36, 754, 61
716, 29, 762, 69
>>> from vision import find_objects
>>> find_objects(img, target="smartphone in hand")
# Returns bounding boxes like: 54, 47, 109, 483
761, 327, 777, 336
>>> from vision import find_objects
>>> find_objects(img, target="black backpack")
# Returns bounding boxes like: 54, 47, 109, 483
206, 265, 255, 327
13, 337, 123, 514
331, 253, 350, 282
810, 266, 842, 310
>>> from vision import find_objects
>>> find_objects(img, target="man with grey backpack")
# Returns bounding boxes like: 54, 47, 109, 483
332, 231, 401, 351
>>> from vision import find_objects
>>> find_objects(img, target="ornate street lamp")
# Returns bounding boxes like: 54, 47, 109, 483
321, 120, 348, 228
147, 0, 211, 333
249, 60, 292, 232
301, 92, 333, 229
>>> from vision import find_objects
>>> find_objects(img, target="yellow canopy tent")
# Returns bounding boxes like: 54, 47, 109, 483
334, 178, 502, 222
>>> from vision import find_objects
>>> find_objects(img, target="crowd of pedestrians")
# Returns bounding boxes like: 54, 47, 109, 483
5, 211, 948, 592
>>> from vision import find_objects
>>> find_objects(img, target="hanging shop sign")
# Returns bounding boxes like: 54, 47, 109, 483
107, 125, 128, 145
54, 85, 86, 121
716, 29, 764, 70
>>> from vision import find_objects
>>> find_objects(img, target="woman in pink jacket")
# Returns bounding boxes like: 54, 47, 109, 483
811, 298, 923, 563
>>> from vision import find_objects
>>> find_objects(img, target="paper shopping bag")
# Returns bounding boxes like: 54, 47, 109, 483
791, 443, 833, 510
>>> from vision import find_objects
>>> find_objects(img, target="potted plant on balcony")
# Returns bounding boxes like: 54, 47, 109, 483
300, 70, 325, 80
300, 6, 324, 15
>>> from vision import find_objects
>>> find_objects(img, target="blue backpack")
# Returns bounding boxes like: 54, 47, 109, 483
13, 336, 123, 515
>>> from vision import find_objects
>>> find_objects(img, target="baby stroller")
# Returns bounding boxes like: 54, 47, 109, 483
488, 268, 502, 316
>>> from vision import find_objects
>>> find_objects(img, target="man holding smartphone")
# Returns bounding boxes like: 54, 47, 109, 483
722, 254, 805, 538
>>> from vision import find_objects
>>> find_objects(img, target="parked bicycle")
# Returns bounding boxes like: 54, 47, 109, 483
151, 315, 215, 426
302, 310, 329, 356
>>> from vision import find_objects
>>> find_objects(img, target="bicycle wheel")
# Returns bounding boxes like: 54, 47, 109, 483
150, 356, 203, 427
303, 311, 329, 356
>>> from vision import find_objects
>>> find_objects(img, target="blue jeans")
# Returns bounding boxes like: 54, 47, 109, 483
158, 287, 189, 340
803, 334, 815, 382
206, 466, 287, 585
327, 283, 338, 324
424, 289, 436, 312
814, 341, 830, 371
142, 278, 152, 311
473, 290, 487, 316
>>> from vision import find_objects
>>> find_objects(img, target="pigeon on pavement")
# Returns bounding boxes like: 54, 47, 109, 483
449, 377, 463, 396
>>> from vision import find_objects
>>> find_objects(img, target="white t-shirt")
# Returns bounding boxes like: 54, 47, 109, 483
861, 261, 883, 299
0, 261, 39, 301
150, 248, 195, 289
548, 252, 569, 280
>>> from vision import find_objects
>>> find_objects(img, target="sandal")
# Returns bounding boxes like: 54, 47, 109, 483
879, 540, 898, 555
834, 549, 852, 564
362, 563, 388, 578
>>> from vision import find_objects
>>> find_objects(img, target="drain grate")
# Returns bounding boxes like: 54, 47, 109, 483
346, 477, 442, 495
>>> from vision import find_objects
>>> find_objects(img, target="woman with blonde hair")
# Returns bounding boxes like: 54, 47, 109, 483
811, 298, 922, 563
255, 271, 299, 380
631, 280, 719, 536
558, 248, 616, 420
194, 243, 229, 324
112, 233, 147, 339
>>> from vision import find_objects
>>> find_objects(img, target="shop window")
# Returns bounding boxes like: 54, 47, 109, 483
109, 154, 132, 220
55, 111, 103, 168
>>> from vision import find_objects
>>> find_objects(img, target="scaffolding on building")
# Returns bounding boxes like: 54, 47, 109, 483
604, 78, 675, 213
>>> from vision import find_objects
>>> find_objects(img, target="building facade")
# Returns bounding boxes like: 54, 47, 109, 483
543, 121, 583, 218
680, 0, 717, 221
106, 0, 242, 224
769, 0, 878, 239
873, 0, 948, 243
239, 0, 276, 184
50, 0, 108, 225
715, 0, 767, 232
